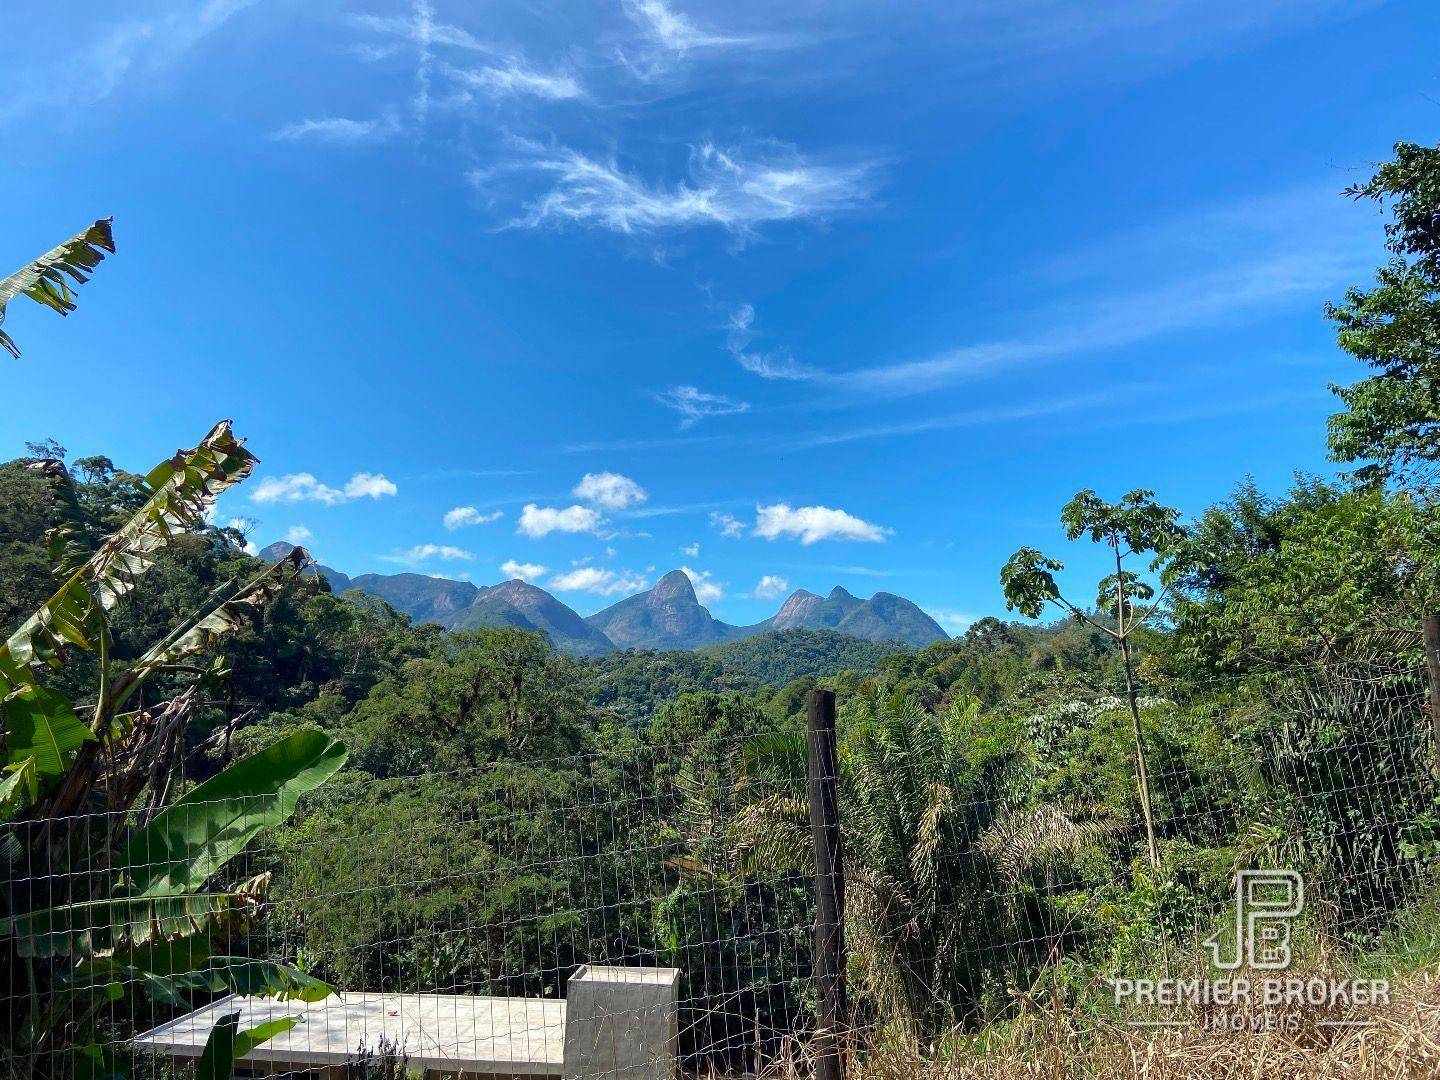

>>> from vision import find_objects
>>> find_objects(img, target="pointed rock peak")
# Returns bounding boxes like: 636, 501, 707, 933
652, 569, 697, 602
259, 541, 296, 563
777, 589, 821, 615
828, 585, 858, 601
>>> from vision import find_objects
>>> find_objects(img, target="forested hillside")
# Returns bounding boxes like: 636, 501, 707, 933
8, 141, 1440, 1078
698, 627, 903, 685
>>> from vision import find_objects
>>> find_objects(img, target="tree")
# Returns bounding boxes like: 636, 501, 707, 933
1166, 477, 1440, 678
999, 489, 1184, 868
0, 421, 349, 1078
0, 219, 115, 359
1326, 142, 1440, 485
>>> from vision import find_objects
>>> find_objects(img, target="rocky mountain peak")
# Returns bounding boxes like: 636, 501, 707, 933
650, 569, 698, 604
259, 541, 296, 562
772, 589, 823, 629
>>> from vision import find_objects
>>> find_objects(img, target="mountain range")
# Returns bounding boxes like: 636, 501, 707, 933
259, 542, 947, 654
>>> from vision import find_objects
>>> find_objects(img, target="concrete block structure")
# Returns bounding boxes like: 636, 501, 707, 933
561, 966, 680, 1080
132, 964, 680, 1079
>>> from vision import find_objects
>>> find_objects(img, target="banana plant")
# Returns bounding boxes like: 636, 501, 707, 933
0, 420, 285, 823
0, 217, 115, 361
2, 728, 346, 1079
0, 420, 348, 1078
0, 219, 115, 359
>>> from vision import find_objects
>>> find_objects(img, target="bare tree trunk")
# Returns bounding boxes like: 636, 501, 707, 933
1120, 636, 1159, 869
1113, 539, 1159, 869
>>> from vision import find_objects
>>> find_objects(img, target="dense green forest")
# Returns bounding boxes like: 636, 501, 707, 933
7, 143, 1440, 1077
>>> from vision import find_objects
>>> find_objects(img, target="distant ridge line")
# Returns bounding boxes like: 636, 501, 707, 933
259, 542, 947, 655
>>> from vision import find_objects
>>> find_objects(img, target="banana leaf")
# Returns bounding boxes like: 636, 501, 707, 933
0, 218, 114, 358
121, 728, 347, 897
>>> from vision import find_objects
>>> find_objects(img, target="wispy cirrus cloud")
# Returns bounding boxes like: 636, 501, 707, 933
498, 141, 878, 237
447, 59, 584, 102
654, 386, 749, 428
726, 303, 815, 381
271, 114, 398, 143
621, 0, 754, 53
780, 392, 1123, 450
2, 0, 259, 122
830, 183, 1376, 400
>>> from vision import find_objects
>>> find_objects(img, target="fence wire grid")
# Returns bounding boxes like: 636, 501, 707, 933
4, 653, 1440, 1079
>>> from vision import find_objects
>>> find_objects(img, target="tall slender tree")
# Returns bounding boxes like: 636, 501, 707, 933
1000, 489, 1184, 868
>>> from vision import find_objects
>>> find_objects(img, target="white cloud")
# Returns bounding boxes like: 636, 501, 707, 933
517, 503, 606, 538
710, 511, 745, 539
448, 60, 583, 101
726, 303, 815, 381
505, 141, 876, 237
831, 184, 1375, 401
681, 542, 700, 557
573, 471, 648, 510
500, 559, 547, 582
444, 506, 504, 530
2, 0, 259, 121
754, 574, 789, 599
250, 471, 398, 506
754, 503, 891, 545
548, 566, 649, 596
285, 525, 313, 545
680, 566, 723, 604
350, 4, 493, 54
928, 609, 979, 635
622, 0, 751, 52
381, 543, 474, 566
344, 473, 399, 500
655, 386, 749, 428
271, 115, 396, 143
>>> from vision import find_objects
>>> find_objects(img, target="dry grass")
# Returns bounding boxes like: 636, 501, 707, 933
797, 966, 1440, 1080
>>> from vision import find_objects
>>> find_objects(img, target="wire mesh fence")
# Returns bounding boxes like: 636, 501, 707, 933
4, 651, 1440, 1078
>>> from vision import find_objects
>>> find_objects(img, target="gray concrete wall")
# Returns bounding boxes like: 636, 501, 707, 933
561, 966, 679, 1080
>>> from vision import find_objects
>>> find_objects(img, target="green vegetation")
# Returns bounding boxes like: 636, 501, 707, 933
6, 140, 1440, 1075
0, 424, 346, 1079
0, 219, 115, 359
697, 627, 902, 686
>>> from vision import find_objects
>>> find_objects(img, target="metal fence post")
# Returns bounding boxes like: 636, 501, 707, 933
806, 688, 846, 1080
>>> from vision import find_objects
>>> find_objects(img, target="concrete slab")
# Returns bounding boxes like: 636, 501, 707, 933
133, 991, 567, 1075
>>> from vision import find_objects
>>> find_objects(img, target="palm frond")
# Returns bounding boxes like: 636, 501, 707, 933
978, 802, 1124, 882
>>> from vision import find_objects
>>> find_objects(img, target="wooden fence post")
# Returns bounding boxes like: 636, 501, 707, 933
1423, 614, 1440, 774
806, 688, 846, 1080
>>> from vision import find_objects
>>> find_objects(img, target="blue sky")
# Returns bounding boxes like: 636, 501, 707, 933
4, 0, 1439, 629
